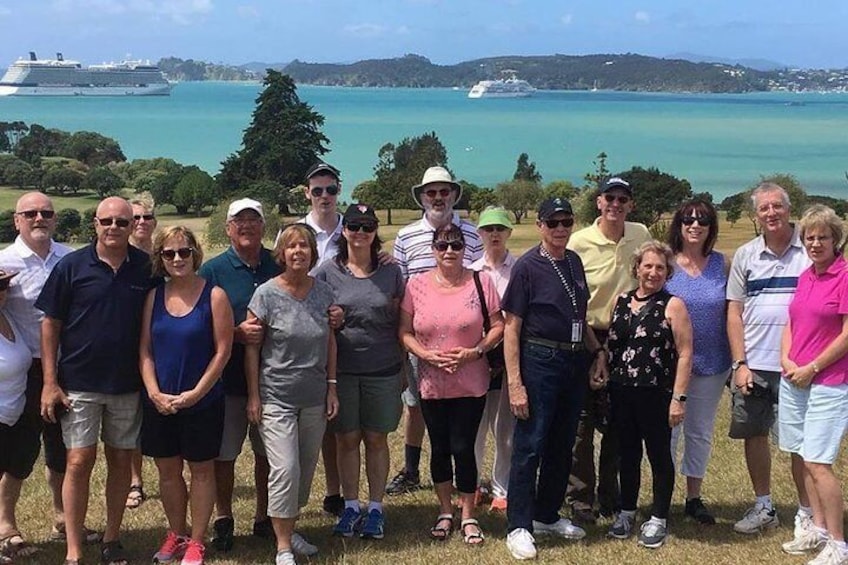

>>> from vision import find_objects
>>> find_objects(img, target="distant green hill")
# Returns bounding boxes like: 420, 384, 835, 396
157, 57, 257, 81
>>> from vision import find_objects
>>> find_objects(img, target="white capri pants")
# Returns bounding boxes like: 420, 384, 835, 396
474, 387, 515, 499
261, 402, 327, 519
670, 370, 729, 479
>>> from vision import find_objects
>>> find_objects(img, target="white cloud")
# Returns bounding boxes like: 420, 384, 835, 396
635, 10, 650, 24
560, 13, 573, 25
236, 4, 258, 19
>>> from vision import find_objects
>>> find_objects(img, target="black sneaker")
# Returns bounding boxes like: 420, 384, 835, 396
212, 516, 234, 552
385, 469, 420, 496
322, 494, 345, 517
685, 497, 716, 525
253, 516, 275, 538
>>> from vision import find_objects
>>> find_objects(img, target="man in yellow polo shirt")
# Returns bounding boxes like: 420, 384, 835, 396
565, 177, 651, 524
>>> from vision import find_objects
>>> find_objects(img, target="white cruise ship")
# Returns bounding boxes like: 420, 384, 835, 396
0, 52, 171, 96
468, 71, 535, 99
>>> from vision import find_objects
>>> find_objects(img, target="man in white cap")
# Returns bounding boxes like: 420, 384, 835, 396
386, 166, 483, 495
198, 198, 296, 553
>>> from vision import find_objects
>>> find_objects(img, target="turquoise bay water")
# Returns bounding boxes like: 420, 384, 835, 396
1, 82, 847, 200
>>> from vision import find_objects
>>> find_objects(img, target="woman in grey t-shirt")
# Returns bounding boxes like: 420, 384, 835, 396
245, 224, 338, 565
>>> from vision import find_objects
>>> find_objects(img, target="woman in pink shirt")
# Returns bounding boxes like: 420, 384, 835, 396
399, 224, 504, 545
779, 204, 848, 564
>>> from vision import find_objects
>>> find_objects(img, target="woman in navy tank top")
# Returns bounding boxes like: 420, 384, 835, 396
139, 226, 234, 565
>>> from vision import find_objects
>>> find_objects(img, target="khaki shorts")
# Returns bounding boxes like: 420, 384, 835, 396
61, 391, 141, 450
729, 369, 780, 441
217, 394, 266, 461
331, 372, 403, 435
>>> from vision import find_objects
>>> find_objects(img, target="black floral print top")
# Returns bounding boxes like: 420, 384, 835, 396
607, 288, 677, 389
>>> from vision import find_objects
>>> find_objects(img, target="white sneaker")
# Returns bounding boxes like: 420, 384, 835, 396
807, 541, 837, 565
506, 528, 537, 560
532, 517, 586, 540
734, 504, 780, 534
783, 516, 827, 555
290, 532, 318, 557
275, 549, 296, 565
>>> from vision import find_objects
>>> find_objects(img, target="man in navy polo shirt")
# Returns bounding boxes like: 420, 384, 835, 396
37, 196, 156, 565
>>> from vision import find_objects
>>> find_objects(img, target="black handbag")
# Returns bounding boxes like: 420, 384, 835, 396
472, 270, 506, 388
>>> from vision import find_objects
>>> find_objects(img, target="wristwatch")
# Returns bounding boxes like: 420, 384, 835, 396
672, 393, 687, 403
731, 359, 747, 371
475, 346, 485, 358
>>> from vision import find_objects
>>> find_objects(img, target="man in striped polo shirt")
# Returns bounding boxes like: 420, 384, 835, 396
386, 166, 483, 495
727, 182, 811, 538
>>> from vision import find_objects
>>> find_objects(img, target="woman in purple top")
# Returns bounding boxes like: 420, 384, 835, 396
779, 205, 848, 563
139, 226, 234, 565
665, 198, 731, 525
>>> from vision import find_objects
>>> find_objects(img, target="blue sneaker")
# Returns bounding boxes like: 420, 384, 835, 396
333, 507, 364, 537
360, 509, 385, 540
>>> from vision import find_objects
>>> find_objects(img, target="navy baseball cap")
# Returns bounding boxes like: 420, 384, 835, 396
537, 198, 574, 220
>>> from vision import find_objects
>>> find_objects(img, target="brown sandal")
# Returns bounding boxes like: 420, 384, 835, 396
125, 484, 146, 509
461, 519, 485, 545
430, 513, 454, 541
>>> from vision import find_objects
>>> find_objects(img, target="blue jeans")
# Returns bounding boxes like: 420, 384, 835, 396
507, 342, 589, 532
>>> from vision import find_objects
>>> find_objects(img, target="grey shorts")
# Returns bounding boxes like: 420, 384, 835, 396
729, 369, 780, 441
401, 354, 421, 408
61, 391, 141, 450
217, 395, 266, 461
332, 372, 403, 435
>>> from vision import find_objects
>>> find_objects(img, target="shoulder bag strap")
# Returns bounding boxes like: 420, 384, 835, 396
472, 270, 491, 332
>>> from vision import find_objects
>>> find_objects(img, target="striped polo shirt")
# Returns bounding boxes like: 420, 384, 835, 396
392, 212, 483, 279
726, 229, 810, 372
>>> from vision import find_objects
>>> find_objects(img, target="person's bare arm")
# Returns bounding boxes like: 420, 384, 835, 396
40, 316, 69, 422
504, 312, 529, 420
667, 297, 693, 427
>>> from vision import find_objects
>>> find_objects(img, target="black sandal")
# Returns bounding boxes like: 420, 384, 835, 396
100, 540, 128, 565
461, 518, 485, 545
125, 485, 146, 509
430, 513, 454, 541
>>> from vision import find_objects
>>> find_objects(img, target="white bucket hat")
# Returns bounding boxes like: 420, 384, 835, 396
411, 166, 463, 209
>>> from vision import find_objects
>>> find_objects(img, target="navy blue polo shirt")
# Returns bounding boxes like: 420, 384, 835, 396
501, 245, 590, 343
198, 246, 281, 396
35, 244, 156, 395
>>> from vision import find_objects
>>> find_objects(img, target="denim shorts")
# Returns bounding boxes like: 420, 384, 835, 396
778, 379, 848, 464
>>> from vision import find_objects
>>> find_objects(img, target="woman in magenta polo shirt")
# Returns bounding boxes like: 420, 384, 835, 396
779, 204, 848, 564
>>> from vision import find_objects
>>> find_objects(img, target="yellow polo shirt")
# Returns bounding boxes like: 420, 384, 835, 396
567, 219, 651, 330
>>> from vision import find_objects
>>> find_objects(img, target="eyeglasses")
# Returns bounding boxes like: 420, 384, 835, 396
804, 235, 832, 244
682, 216, 712, 226
134, 214, 155, 221
424, 188, 452, 199
160, 247, 194, 261
481, 225, 508, 233
96, 217, 131, 228
433, 240, 465, 252
229, 217, 263, 226
543, 218, 575, 229
346, 222, 377, 233
16, 209, 55, 219
603, 194, 631, 205
310, 185, 340, 197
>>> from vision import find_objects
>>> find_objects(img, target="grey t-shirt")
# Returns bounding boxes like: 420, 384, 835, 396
248, 277, 335, 408
314, 261, 405, 375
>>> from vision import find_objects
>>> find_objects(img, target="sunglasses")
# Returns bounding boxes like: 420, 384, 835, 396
134, 214, 155, 221
160, 247, 194, 261
681, 216, 712, 226
433, 240, 465, 252
346, 222, 377, 233
424, 188, 452, 199
543, 218, 575, 229
16, 209, 55, 219
0, 279, 11, 291
310, 185, 340, 197
603, 194, 631, 205
96, 217, 131, 228
481, 225, 508, 233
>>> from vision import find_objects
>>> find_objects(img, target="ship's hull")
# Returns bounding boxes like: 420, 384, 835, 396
468, 89, 533, 99
0, 83, 171, 96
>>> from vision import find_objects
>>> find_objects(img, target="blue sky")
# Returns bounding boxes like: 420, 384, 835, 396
1, 0, 846, 68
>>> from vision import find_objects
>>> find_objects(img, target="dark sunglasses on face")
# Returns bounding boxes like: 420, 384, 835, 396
96, 217, 131, 228
481, 225, 508, 233
134, 214, 155, 221
346, 222, 377, 233
310, 185, 340, 197
433, 240, 465, 252
16, 209, 55, 219
0, 279, 11, 291
424, 188, 452, 199
682, 216, 712, 226
543, 218, 575, 229
603, 194, 631, 205
160, 247, 194, 261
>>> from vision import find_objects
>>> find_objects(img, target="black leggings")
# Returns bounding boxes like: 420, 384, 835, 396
420, 396, 486, 494
609, 385, 675, 519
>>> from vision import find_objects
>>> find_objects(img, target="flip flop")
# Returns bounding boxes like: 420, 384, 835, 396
430, 513, 454, 541
0, 533, 40, 557
125, 485, 146, 509
460, 518, 485, 545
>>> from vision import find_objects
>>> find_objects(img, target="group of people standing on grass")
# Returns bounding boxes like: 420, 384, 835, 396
0, 163, 845, 565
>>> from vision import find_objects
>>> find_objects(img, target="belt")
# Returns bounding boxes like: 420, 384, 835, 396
525, 337, 585, 352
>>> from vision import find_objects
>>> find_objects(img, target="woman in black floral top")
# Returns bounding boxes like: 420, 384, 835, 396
602, 241, 693, 549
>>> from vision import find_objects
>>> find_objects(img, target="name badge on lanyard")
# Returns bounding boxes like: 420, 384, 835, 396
571, 320, 583, 342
